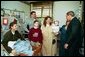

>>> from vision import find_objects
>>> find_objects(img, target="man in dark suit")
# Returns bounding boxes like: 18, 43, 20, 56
64, 11, 83, 56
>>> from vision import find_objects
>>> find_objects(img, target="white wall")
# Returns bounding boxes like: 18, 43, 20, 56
1, 1, 30, 26
53, 1, 80, 27
1, 1, 82, 28
1, 1, 30, 17
1, 1, 30, 34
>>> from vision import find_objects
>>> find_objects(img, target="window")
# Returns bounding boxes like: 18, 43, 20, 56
30, 1, 53, 18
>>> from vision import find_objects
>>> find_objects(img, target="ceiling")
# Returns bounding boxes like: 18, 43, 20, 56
20, 1, 53, 5
20, 1, 41, 5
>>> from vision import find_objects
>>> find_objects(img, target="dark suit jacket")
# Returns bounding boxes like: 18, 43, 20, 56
66, 17, 82, 48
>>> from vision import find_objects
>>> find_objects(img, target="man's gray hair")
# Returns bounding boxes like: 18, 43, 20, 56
66, 11, 75, 17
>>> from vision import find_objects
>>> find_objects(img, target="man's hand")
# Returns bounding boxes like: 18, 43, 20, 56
10, 49, 17, 56
64, 43, 68, 49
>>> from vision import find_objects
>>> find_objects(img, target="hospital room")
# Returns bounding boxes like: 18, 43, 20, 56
1, 1, 84, 56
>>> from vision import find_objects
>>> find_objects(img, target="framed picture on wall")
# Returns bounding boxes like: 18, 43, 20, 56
3, 17, 8, 25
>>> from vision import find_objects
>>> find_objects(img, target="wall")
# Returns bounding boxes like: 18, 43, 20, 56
1, 1, 82, 28
53, 1, 80, 27
1, 1, 31, 25
1, 1, 30, 34
1, 1, 30, 17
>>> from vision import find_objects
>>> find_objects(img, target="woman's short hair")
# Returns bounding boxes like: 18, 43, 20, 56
9, 22, 16, 29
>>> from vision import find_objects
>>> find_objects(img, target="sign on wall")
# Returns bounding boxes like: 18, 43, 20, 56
3, 17, 8, 25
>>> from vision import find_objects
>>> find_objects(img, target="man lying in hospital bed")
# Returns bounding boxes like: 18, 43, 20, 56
8, 39, 34, 56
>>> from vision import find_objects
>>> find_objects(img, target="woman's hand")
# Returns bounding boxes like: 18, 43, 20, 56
52, 32, 58, 36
